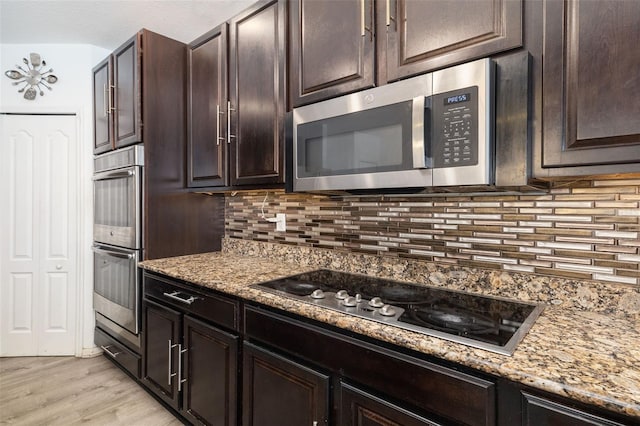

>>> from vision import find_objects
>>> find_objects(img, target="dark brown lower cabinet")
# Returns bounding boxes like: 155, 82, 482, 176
242, 342, 330, 426
143, 300, 181, 410
338, 382, 441, 426
142, 294, 239, 426
521, 393, 628, 426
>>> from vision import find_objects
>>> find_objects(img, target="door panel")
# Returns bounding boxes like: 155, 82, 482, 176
113, 34, 142, 148
229, 0, 285, 186
143, 300, 181, 410
183, 315, 238, 426
242, 342, 329, 426
289, 0, 375, 106
187, 24, 229, 187
541, 0, 640, 169
1, 114, 78, 356
92, 56, 113, 154
382, 0, 522, 82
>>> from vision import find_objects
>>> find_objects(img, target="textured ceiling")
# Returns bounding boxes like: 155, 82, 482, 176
0, 0, 255, 50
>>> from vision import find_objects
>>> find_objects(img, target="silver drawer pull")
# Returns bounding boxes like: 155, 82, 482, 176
163, 291, 197, 305
101, 345, 121, 358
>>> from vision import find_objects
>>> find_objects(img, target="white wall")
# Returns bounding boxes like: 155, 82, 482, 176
1, 43, 110, 356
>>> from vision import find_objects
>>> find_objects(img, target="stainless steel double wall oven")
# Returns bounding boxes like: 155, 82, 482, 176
93, 144, 143, 351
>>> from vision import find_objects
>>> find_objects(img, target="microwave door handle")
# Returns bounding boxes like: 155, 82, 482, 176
92, 246, 135, 260
92, 169, 135, 181
412, 96, 428, 169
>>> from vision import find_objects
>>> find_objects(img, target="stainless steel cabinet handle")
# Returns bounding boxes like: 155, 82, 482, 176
168, 340, 178, 386
91, 246, 135, 260
101, 345, 121, 358
360, 0, 366, 36
178, 344, 187, 392
109, 84, 115, 113
227, 100, 235, 143
162, 291, 197, 305
386, 0, 396, 29
216, 104, 225, 146
103, 84, 108, 117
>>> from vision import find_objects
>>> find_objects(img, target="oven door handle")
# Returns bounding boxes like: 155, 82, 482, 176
92, 246, 135, 259
92, 169, 135, 181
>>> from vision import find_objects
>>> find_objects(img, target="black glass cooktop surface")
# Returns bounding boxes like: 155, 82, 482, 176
253, 269, 544, 355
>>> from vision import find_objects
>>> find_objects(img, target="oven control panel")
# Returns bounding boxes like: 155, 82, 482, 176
431, 86, 479, 168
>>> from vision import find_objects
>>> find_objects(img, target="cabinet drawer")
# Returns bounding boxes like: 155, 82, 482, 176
95, 327, 141, 378
143, 272, 238, 331
245, 305, 495, 426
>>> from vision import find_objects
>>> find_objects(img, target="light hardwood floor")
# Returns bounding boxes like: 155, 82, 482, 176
0, 356, 183, 425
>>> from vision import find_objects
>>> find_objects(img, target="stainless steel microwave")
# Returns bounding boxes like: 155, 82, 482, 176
290, 58, 494, 192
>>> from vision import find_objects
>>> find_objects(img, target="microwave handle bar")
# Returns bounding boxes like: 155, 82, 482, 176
412, 95, 430, 169
91, 245, 135, 259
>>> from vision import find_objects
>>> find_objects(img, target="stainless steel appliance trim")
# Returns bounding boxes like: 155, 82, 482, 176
93, 144, 144, 173
95, 312, 141, 351
93, 164, 143, 249
432, 58, 493, 187
292, 73, 433, 192
411, 95, 427, 169
294, 168, 433, 192
92, 245, 135, 259
92, 243, 140, 335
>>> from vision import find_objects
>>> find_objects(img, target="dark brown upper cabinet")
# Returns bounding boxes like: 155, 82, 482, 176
92, 30, 182, 155
379, 0, 523, 83
288, 0, 522, 107
187, 0, 286, 189
536, 0, 640, 177
289, 0, 376, 107
187, 24, 229, 187
229, 0, 286, 186
92, 34, 141, 154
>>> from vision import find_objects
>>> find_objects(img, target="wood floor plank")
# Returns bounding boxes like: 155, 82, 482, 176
0, 356, 183, 425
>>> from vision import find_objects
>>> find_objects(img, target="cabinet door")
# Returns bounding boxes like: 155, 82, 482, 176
540, 0, 640, 174
522, 393, 626, 426
380, 0, 522, 82
289, 0, 375, 107
92, 55, 113, 154
187, 24, 229, 188
142, 300, 181, 410
229, 0, 286, 186
182, 316, 238, 426
113, 33, 142, 149
242, 342, 329, 426
338, 382, 442, 426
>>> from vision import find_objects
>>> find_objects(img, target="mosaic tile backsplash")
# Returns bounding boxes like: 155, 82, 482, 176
225, 179, 640, 287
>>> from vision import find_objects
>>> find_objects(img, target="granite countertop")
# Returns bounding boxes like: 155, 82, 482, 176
140, 251, 640, 419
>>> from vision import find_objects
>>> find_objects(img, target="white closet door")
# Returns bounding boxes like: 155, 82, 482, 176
1, 114, 78, 356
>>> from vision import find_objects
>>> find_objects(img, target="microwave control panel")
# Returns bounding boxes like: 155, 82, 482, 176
431, 86, 479, 168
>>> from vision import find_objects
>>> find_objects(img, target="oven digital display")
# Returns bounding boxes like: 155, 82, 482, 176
444, 93, 471, 105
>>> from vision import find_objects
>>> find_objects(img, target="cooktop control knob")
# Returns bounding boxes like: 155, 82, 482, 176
335, 290, 349, 300
343, 296, 357, 307
369, 297, 384, 308
310, 289, 325, 299
355, 293, 362, 303
379, 304, 396, 317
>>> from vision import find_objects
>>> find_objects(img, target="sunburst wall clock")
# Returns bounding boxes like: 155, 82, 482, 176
4, 52, 58, 100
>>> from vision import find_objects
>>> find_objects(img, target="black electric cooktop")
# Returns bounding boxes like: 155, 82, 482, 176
252, 269, 544, 355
